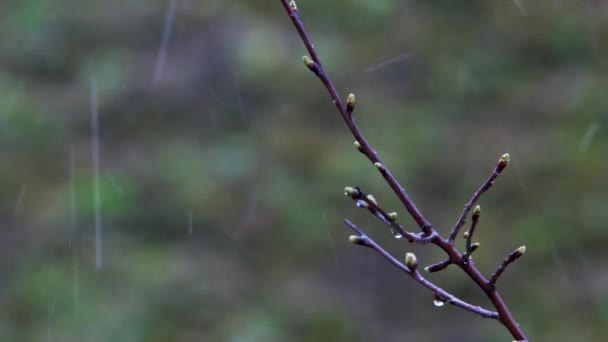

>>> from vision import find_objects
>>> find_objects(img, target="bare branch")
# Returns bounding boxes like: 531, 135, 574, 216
279, 1, 527, 340
345, 220, 499, 319
489, 246, 527, 286
280, 0, 432, 234
448, 154, 510, 243
344, 186, 435, 244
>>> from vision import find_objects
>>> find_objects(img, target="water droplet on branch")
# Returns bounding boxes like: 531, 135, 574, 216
433, 299, 446, 307
391, 229, 403, 239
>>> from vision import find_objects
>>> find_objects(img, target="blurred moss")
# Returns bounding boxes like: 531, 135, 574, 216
1, 1, 607, 341
65, 172, 138, 221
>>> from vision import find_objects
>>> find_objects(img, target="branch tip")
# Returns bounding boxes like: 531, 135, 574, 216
496, 153, 510, 173
344, 186, 359, 197
473, 205, 481, 220
289, 0, 297, 11
349, 235, 366, 246
425, 259, 452, 272
489, 245, 527, 285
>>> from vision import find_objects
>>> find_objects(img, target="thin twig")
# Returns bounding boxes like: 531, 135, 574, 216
462, 242, 480, 261
465, 205, 481, 254
462, 205, 481, 262
280, 0, 432, 234
489, 246, 526, 286
345, 186, 435, 244
448, 154, 509, 243
345, 220, 499, 319
424, 259, 452, 273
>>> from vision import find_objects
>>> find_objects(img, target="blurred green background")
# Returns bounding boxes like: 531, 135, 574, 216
1, 0, 607, 341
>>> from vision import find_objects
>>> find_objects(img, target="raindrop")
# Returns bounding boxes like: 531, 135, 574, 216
91, 79, 103, 271
433, 299, 445, 307
579, 121, 599, 152
364, 52, 411, 73
13, 183, 27, 217
154, 0, 178, 84
391, 229, 403, 239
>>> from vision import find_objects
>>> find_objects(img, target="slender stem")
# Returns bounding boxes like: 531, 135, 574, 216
448, 161, 505, 243
280, 0, 432, 233
425, 259, 452, 273
346, 187, 435, 244
489, 247, 526, 286
279, 2, 526, 340
462, 208, 481, 261
345, 220, 498, 319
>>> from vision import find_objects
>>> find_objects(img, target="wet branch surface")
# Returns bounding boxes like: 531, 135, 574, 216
279, 1, 528, 340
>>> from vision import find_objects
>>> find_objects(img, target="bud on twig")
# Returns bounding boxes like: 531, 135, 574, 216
346, 93, 356, 114
349, 235, 366, 246
374, 162, 386, 173
387, 212, 398, 221
496, 153, 510, 173
424, 259, 452, 273
366, 194, 377, 205
470, 242, 480, 252
405, 252, 418, 270
489, 245, 527, 285
302, 55, 318, 73
354, 141, 363, 152
472, 205, 481, 221
344, 186, 359, 197
289, 0, 297, 11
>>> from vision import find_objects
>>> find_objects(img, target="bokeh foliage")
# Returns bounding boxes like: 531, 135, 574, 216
0, 0, 607, 341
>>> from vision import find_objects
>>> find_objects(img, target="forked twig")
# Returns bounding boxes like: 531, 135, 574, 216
279, 1, 528, 340
345, 220, 498, 319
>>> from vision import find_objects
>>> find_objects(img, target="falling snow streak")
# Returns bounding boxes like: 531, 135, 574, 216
91, 80, 103, 271
68, 145, 80, 317
579, 121, 600, 152
512, 0, 528, 15
363, 52, 411, 73
207, 86, 226, 107
233, 73, 246, 119
13, 183, 27, 217
47, 295, 56, 342
154, 0, 179, 84
322, 211, 340, 272
511, 158, 529, 192
188, 210, 193, 235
